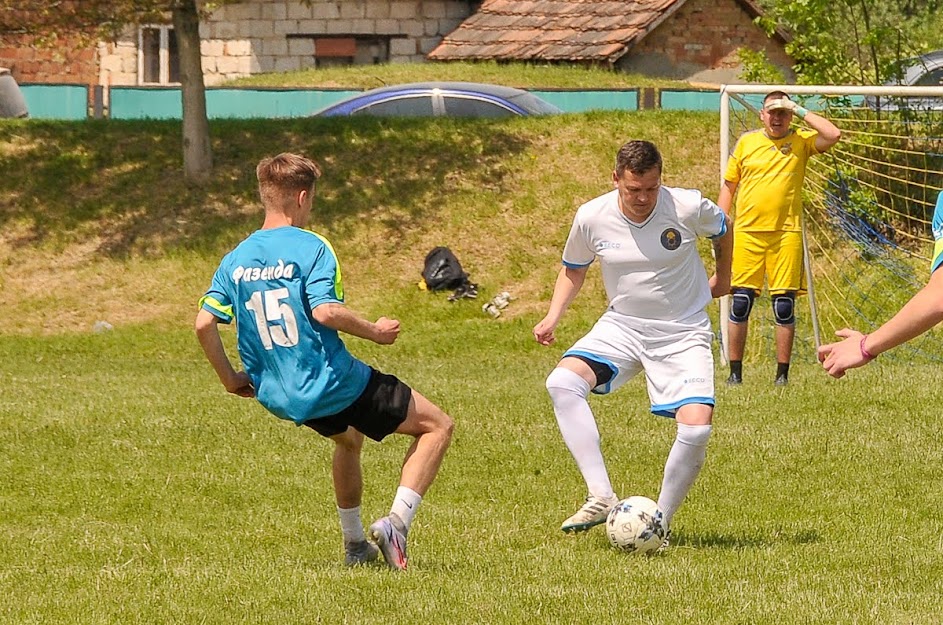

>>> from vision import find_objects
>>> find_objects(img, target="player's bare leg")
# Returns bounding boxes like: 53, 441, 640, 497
726, 320, 748, 384
394, 391, 453, 495
369, 391, 453, 570
774, 323, 795, 386
331, 428, 379, 566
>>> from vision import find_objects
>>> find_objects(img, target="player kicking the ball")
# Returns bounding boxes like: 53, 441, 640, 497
196, 153, 453, 570
534, 140, 732, 541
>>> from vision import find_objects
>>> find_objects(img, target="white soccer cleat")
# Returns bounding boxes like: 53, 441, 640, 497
561, 495, 620, 533
369, 516, 408, 571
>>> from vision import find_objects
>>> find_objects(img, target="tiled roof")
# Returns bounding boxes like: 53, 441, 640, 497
428, 0, 776, 63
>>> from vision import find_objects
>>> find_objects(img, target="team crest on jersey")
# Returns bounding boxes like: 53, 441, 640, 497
779, 142, 793, 155
661, 228, 681, 250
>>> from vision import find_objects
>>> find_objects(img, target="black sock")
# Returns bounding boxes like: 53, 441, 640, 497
730, 361, 742, 377
776, 362, 790, 378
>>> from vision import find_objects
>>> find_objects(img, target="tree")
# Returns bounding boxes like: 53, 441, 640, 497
0, 1, 259, 182
749, 0, 943, 85
172, 1, 213, 181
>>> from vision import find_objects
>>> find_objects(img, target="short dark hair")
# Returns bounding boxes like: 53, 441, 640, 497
764, 90, 790, 105
615, 140, 662, 177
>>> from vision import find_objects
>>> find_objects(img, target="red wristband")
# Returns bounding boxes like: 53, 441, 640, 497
859, 335, 876, 360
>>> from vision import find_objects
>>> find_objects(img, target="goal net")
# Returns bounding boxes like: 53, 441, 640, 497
719, 84, 943, 365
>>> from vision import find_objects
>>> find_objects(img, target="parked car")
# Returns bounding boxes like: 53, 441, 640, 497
866, 50, 943, 112
313, 82, 562, 118
0, 68, 28, 118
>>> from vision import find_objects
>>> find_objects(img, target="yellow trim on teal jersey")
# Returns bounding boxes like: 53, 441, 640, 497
199, 295, 233, 318
308, 230, 344, 301
933, 239, 943, 271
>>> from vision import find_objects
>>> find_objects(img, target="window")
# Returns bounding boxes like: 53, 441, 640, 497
442, 96, 517, 118
139, 25, 179, 85
313, 37, 389, 68
351, 96, 435, 117
915, 68, 943, 87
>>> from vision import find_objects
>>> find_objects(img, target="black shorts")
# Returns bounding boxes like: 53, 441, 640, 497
302, 368, 412, 442
569, 354, 615, 387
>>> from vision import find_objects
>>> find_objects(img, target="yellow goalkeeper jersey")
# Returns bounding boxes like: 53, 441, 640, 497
725, 127, 820, 233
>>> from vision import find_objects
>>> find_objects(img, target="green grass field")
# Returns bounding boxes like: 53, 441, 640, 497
3, 310, 943, 624
2, 69, 943, 622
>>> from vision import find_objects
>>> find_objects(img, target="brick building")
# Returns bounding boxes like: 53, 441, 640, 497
0, 33, 100, 85
429, 0, 793, 84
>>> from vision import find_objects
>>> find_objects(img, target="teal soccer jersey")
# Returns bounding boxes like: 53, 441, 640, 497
200, 227, 371, 423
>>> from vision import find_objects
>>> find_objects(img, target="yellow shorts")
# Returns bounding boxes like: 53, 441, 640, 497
731, 230, 806, 295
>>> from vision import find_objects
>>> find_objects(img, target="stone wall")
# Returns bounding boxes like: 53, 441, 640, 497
96, 0, 474, 86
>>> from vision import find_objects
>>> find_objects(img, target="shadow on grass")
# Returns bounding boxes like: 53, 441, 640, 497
0, 116, 530, 257
674, 528, 822, 550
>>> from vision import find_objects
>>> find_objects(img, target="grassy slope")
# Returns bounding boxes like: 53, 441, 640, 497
0, 110, 719, 335
222, 60, 693, 89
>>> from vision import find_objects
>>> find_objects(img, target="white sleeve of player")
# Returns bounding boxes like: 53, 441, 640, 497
561, 213, 595, 267
695, 196, 727, 239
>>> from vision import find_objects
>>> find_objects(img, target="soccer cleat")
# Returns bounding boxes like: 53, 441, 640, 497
774, 374, 789, 386
344, 539, 379, 567
726, 372, 742, 385
656, 528, 672, 554
561, 495, 619, 533
369, 516, 408, 571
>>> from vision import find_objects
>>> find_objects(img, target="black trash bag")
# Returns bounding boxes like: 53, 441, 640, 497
421, 246, 477, 300
422, 246, 467, 291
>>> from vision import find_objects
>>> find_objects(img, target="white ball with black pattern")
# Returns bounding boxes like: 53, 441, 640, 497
605, 496, 667, 555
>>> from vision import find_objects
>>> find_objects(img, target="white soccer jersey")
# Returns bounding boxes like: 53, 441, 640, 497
562, 186, 726, 321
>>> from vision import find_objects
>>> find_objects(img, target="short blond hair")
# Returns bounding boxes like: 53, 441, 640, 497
256, 153, 322, 209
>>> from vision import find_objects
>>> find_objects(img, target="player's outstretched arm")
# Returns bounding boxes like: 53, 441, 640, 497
195, 309, 255, 397
534, 265, 587, 346
313, 302, 400, 345
817, 328, 868, 379
818, 267, 943, 378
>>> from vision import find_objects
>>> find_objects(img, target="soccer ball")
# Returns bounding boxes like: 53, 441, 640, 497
605, 496, 667, 554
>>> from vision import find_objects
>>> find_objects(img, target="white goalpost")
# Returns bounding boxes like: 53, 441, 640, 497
718, 83, 943, 365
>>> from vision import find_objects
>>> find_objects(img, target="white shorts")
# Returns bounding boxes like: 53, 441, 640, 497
563, 310, 715, 417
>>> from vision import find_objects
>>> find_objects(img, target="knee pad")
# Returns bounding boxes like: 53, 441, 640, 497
729, 288, 755, 323
772, 292, 796, 325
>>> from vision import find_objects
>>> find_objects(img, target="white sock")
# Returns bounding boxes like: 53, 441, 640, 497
546, 367, 616, 500
657, 423, 712, 525
337, 506, 365, 543
390, 486, 422, 531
